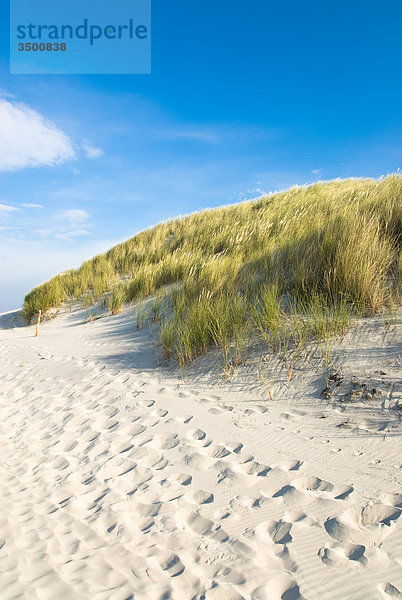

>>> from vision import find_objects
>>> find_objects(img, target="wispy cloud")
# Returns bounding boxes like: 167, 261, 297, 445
311, 168, 322, 175
0, 89, 16, 99
0, 98, 75, 172
157, 127, 220, 143
50, 209, 92, 241
0, 203, 19, 214
54, 229, 89, 241
33, 229, 53, 237
155, 123, 277, 146
61, 209, 90, 223
82, 140, 104, 159
21, 203, 44, 209
8, 208, 92, 244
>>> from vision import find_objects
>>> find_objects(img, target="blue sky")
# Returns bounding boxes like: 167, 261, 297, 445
1, 0, 402, 312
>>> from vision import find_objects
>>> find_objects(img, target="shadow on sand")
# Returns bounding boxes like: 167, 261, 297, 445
0, 309, 26, 330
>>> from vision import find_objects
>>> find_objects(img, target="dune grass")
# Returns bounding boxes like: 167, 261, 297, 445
23, 176, 401, 367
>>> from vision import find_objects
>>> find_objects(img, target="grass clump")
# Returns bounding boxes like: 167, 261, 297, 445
23, 176, 401, 369
107, 284, 127, 315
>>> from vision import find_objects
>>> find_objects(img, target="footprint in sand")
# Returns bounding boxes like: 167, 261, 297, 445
152, 433, 180, 450
153, 408, 168, 417
324, 502, 401, 546
291, 475, 354, 501
111, 436, 134, 454
185, 489, 214, 505
208, 405, 233, 415
333, 485, 354, 500
171, 473, 192, 486
238, 460, 270, 477
205, 585, 245, 599
183, 452, 212, 470
52, 456, 70, 471
272, 485, 311, 507
217, 465, 239, 484
59, 438, 78, 452
255, 518, 293, 544
175, 414, 193, 424
98, 456, 136, 479
137, 398, 155, 408
224, 441, 243, 453
230, 495, 266, 510
94, 417, 119, 431
284, 510, 316, 527
319, 541, 368, 567
272, 459, 303, 472
292, 475, 334, 493
379, 493, 402, 508
319, 541, 391, 569
187, 428, 206, 441
253, 575, 304, 600
81, 429, 101, 443
157, 552, 185, 577
378, 583, 402, 599
103, 405, 119, 418
206, 444, 231, 459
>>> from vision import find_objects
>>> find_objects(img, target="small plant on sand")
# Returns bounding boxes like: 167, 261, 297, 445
151, 290, 166, 323
136, 302, 149, 330
285, 347, 300, 382
160, 320, 176, 359
252, 284, 282, 352
83, 291, 96, 308
107, 284, 127, 315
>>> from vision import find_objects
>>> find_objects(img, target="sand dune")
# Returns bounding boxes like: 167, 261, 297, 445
0, 305, 401, 599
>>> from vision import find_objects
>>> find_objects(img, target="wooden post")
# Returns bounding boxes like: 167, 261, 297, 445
35, 310, 41, 337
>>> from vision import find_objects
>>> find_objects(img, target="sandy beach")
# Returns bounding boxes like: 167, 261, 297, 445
0, 305, 401, 600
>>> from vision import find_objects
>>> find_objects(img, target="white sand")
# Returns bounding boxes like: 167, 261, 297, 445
0, 304, 401, 600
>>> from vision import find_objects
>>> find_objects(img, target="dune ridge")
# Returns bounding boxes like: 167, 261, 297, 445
23, 176, 401, 369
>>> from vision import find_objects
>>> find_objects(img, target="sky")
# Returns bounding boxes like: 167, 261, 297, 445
1, 0, 402, 312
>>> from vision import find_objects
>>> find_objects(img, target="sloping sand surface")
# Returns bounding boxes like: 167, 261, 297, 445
0, 306, 401, 600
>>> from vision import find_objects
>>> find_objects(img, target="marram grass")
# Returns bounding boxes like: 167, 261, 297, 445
24, 176, 401, 365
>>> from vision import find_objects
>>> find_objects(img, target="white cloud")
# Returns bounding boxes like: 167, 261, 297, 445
33, 229, 52, 236
0, 98, 75, 171
21, 203, 44, 209
55, 229, 89, 241
156, 124, 277, 145
61, 209, 90, 223
0, 203, 19, 214
158, 127, 220, 143
311, 168, 322, 175
53, 209, 91, 241
82, 140, 103, 158
0, 89, 16, 99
